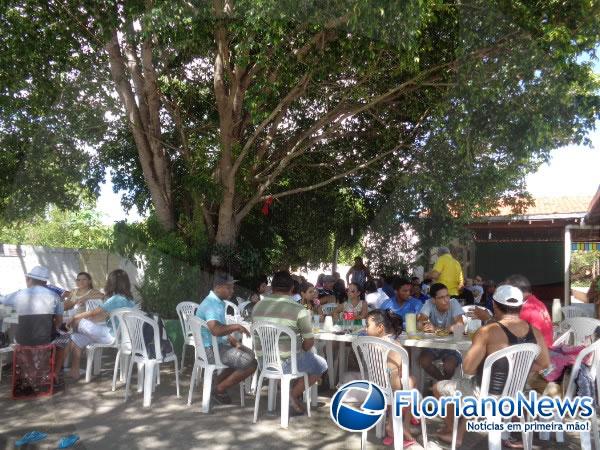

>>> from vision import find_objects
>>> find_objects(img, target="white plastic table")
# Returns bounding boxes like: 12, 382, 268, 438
314, 330, 472, 387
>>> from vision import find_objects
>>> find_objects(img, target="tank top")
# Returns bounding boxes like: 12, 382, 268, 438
478, 321, 536, 395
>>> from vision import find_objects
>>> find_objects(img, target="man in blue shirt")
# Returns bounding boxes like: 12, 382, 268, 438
196, 274, 257, 405
379, 278, 422, 321
417, 283, 464, 381
411, 277, 430, 304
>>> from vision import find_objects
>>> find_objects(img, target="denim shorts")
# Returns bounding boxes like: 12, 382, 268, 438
421, 348, 462, 364
282, 350, 328, 376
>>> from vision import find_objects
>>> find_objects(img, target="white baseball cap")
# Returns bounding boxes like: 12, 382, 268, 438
493, 285, 524, 307
26, 266, 50, 282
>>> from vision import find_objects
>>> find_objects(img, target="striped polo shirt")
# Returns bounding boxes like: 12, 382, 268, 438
251, 293, 313, 358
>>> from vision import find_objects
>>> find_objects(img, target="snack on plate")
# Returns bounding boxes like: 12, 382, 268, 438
435, 329, 450, 337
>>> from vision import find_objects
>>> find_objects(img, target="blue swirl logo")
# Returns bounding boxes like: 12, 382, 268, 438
330, 381, 386, 432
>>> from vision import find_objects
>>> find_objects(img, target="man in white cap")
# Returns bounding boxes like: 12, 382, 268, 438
0, 266, 69, 380
431, 284, 550, 447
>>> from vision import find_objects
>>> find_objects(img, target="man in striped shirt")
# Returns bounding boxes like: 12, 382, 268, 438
252, 271, 328, 415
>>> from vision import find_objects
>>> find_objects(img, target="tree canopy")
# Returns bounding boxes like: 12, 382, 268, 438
1, 0, 600, 274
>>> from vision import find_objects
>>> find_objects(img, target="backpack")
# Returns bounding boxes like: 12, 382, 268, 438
142, 312, 173, 359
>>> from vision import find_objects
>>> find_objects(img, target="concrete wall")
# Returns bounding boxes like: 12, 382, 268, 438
0, 244, 141, 300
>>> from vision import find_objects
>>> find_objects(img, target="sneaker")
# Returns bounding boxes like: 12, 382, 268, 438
211, 391, 232, 405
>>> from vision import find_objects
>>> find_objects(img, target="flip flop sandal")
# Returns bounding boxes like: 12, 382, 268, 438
57, 434, 80, 449
16, 431, 48, 447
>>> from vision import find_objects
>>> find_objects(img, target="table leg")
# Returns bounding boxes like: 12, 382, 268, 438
326, 341, 335, 388
338, 342, 348, 387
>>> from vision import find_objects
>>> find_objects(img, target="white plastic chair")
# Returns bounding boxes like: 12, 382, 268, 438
109, 308, 135, 391
563, 338, 600, 450
122, 310, 180, 407
186, 316, 247, 412
252, 321, 311, 428
320, 303, 337, 316
555, 317, 600, 346
450, 343, 540, 450
223, 300, 240, 317
352, 336, 428, 450
176, 301, 199, 373
0, 344, 15, 383
562, 304, 596, 320
84, 299, 112, 382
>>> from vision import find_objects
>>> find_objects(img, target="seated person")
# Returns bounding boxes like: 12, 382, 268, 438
364, 279, 389, 309
333, 283, 368, 321
379, 278, 422, 322
1, 266, 70, 380
366, 309, 417, 447
252, 271, 327, 415
66, 269, 136, 380
196, 273, 257, 405
63, 272, 104, 312
432, 285, 550, 447
410, 278, 430, 304
417, 283, 464, 381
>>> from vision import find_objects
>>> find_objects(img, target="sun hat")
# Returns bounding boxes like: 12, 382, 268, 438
26, 266, 50, 282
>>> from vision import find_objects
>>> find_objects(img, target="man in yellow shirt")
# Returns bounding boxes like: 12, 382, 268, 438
428, 247, 463, 296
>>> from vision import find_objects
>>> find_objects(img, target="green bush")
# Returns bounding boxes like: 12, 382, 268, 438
571, 250, 600, 286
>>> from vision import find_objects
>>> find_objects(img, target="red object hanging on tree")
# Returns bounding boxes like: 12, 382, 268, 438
261, 196, 274, 216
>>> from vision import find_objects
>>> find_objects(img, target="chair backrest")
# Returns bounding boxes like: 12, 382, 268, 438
321, 303, 337, 315
122, 310, 162, 361
480, 343, 540, 398
85, 298, 104, 312
559, 317, 600, 345
109, 307, 135, 350
176, 301, 199, 338
564, 338, 600, 399
251, 321, 299, 375
223, 300, 240, 318
352, 336, 409, 400
188, 316, 221, 366
562, 304, 596, 320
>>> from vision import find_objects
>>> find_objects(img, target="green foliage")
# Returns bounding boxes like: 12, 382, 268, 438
571, 250, 600, 285
111, 216, 207, 318
0, 206, 113, 249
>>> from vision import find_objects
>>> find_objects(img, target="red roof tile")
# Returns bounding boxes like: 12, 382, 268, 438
494, 195, 593, 217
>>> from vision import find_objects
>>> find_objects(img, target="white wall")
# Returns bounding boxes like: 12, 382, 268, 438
0, 244, 141, 299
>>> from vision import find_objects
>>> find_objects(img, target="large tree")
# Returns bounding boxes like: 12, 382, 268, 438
2, 0, 600, 269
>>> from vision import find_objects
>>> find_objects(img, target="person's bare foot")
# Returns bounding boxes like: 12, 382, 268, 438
68, 371, 80, 381
438, 431, 462, 447
289, 396, 305, 414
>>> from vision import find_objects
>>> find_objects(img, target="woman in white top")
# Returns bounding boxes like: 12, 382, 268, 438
63, 272, 103, 311
334, 282, 367, 321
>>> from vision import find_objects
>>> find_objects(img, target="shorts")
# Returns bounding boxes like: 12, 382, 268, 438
436, 378, 480, 398
206, 344, 257, 370
282, 350, 328, 376
421, 348, 462, 364
71, 319, 114, 349
51, 333, 70, 349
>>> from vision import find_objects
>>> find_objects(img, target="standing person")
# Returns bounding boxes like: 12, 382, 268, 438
365, 309, 417, 447
381, 274, 397, 299
417, 283, 464, 381
195, 274, 257, 404
427, 247, 464, 297
379, 278, 423, 322
334, 282, 368, 321
346, 257, 371, 290
252, 271, 328, 415
587, 275, 600, 319
317, 275, 338, 306
432, 285, 550, 447
0, 266, 69, 381
63, 272, 104, 311
66, 269, 136, 380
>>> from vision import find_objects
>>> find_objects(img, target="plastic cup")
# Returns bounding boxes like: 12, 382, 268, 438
323, 316, 333, 331
453, 324, 465, 341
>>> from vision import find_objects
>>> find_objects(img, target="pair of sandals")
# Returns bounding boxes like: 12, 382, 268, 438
16, 431, 79, 449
